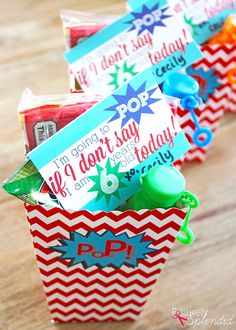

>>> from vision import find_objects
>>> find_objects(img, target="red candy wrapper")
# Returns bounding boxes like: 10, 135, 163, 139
18, 89, 100, 152
60, 10, 116, 92
61, 10, 116, 49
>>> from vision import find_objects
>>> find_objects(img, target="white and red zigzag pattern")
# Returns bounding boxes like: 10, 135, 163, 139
173, 156, 184, 170
194, 44, 236, 114
177, 44, 235, 162
25, 204, 187, 323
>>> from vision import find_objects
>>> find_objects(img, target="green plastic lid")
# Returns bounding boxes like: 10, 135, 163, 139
141, 166, 186, 208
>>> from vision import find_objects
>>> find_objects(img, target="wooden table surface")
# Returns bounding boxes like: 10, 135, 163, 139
0, 1, 236, 329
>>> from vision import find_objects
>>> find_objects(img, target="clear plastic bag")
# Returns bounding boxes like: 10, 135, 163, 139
2, 90, 101, 207
60, 9, 117, 49
18, 89, 101, 152
60, 9, 117, 92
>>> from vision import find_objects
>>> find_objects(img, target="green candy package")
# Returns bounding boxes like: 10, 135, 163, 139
2, 160, 61, 208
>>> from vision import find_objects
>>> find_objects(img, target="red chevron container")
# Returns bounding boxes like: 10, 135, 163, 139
187, 44, 236, 113
24, 204, 187, 323
178, 44, 236, 162
173, 155, 185, 170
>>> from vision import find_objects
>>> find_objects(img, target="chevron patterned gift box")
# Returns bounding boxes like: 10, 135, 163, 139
176, 44, 236, 162
24, 204, 187, 323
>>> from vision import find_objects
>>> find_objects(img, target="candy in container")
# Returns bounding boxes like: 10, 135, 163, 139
60, 9, 116, 49
208, 15, 236, 45
18, 89, 101, 152
2, 160, 61, 208
6, 89, 101, 208
60, 9, 117, 92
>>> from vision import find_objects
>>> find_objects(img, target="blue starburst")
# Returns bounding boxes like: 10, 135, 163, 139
126, 4, 172, 36
106, 82, 160, 127
187, 66, 221, 102
50, 231, 156, 269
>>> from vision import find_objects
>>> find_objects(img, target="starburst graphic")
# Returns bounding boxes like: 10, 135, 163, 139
105, 81, 160, 127
50, 230, 156, 269
187, 66, 221, 102
88, 159, 127, 204
108, 62, 138, 91
126, 4, 172, 36
183, 15, 200, 37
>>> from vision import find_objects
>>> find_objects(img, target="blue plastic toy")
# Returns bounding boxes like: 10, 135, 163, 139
163, 73, 213, 148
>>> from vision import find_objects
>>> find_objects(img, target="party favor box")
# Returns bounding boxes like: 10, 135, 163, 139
25, 204, 187, 322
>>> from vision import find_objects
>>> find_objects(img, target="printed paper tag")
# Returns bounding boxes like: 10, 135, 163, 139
170, 0, 236, 44
65, 0, 202, 95
28, 71, 190, 211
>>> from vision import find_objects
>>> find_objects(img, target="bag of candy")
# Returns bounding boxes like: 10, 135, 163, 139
18, 89, 100, 152
60, 10, 117, 92
61, 9, 116, 49
4, 90, 101, 207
